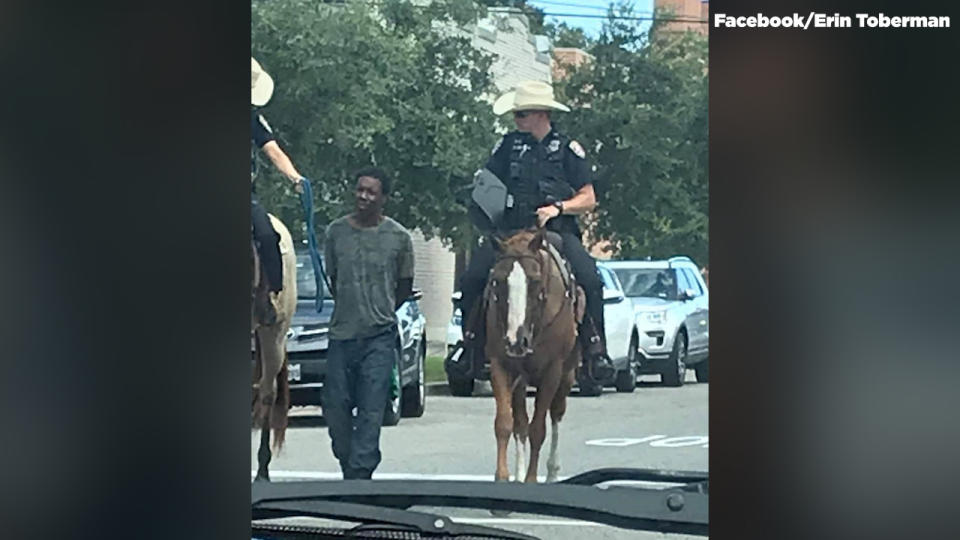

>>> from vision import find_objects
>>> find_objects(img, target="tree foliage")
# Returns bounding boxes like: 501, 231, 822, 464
557, 5, 708, 265
543, 21, 594, 50
252, 0, 497, 248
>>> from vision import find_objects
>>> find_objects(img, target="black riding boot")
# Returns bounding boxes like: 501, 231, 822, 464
580, 315, 616, 381
255, 234, 284, 294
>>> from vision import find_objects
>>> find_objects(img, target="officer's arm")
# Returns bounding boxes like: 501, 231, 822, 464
261, 141, 304, 184
558, 184, 597, 215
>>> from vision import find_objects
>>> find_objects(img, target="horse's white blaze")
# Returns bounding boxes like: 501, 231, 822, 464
547, 420, 561, 481
506, 261, 527, 344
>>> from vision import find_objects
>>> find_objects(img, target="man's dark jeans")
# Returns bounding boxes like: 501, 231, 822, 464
322, 326, 397, 480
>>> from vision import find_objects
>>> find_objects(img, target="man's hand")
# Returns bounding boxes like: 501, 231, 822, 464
292, 176, 304, 194
536, 204, 561, 228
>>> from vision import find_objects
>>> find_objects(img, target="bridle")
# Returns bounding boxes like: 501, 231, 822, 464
489, 245, 565, 358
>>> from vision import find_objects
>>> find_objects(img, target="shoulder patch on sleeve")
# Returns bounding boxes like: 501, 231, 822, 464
491, 137, 504, 156
257, 114, 273, 134
569, 140, 585, 159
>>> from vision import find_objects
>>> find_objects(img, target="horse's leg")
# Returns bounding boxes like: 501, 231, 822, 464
489, 358, 514, 483
255, 407, 271, 482
511, 380, 529, 483
525, 366, 562, 484
547, 367, 575, 482
254, 328, 284, 426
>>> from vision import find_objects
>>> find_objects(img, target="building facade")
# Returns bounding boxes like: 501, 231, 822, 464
655, 0, 709, 36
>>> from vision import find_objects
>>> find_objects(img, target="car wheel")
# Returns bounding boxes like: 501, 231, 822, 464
615, 334, 639, 393
401, 341, 427, 417
662, 332, 687, 387
694, 357, 709, 383
576, 368, 603, 397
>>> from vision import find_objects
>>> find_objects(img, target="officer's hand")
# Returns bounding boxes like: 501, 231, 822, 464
536, 205, 560, 228
293, 177, 304, 194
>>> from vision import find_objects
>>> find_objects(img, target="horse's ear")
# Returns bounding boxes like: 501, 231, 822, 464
493, 235, 506, 253
528, 229, 545, 251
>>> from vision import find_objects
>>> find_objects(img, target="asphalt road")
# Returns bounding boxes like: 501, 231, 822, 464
252, 372, 708, 539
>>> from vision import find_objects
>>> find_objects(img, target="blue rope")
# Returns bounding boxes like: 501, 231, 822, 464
298, 178, 330, 313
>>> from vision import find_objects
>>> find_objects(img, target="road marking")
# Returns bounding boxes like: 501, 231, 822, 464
585, 435, 708, 449
253, 470, 686, 488
649, 436, 710, 448
585, 435, 666, 447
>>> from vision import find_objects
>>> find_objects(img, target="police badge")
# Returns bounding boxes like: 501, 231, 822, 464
569, 140, 585, 158
547, 139, 561, 153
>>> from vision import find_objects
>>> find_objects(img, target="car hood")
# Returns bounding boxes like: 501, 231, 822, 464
628, 296, 673, 311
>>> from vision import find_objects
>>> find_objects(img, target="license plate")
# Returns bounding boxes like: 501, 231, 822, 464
288, 363, 301, 382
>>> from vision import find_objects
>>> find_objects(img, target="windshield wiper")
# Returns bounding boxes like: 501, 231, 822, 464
252, 468, 708, 537
253, 499, 537, 539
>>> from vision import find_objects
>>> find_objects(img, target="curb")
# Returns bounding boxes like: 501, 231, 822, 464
425, 381, 450, 396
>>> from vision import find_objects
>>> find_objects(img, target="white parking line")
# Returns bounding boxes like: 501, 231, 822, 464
252, 470, 685, 488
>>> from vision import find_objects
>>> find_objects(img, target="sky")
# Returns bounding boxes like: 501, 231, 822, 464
528, 0, 655, 38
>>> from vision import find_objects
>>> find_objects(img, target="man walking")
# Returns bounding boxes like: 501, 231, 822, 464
322, 167, 414, 479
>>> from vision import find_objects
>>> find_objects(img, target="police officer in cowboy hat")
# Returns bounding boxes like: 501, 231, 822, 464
251, 57, 305, 321
459, 80, 615, 381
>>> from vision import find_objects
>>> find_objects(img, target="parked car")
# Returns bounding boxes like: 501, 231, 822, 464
604, 256, 709, 386
255, 250, 428, 425
444, 263, 638, 397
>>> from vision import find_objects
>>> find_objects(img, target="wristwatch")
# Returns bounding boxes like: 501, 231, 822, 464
553, 200, 564, 215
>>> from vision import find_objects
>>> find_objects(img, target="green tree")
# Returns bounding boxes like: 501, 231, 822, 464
543, 21, 594, 50
252, 0, 497, 248
557, 5, 708, 265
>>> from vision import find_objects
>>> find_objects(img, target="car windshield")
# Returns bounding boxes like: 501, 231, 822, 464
612, 268, 679, 300
295, 253, 330, 300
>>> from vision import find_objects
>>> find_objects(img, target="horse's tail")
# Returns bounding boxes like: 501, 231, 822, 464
271, 352, 290, 452
252, 332, 264, 425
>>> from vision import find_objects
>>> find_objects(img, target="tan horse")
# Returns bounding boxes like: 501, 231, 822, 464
485, 229, 583, 484
251, 214, 297, 482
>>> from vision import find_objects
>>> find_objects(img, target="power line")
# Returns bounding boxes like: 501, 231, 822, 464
528, 0, 623, 12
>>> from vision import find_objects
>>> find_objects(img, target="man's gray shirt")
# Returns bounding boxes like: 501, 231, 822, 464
324, 216, 415, 340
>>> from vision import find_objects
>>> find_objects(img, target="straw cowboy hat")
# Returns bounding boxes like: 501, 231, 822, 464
251, 57, 274, 107
492, 80, 570, 115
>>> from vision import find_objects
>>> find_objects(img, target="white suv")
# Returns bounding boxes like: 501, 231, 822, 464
603, 257, 709, 386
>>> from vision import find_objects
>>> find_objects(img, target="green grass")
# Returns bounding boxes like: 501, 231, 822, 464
425, 355, 446, 384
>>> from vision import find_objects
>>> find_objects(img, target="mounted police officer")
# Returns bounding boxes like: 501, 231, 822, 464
251, 57, 305, 322
460, 80, 615, 381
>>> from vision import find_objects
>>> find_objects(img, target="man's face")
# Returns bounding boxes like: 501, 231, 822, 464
513, 109, 548, 132
355, 175, 385, 215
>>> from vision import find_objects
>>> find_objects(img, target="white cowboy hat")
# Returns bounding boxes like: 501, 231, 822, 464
492, 80, 570, 115
251, 57, 274, 106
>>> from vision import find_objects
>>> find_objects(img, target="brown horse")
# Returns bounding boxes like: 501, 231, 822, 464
485, 228, 583, 484
251, 214, 297, 482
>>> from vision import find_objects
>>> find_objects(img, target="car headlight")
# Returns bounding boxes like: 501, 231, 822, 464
642, 310, 667, 324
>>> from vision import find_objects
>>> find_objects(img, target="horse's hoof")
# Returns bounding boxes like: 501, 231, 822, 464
254, 474, 270, 483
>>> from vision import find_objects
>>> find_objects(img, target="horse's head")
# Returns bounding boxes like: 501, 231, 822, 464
490, 229, 550, 358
